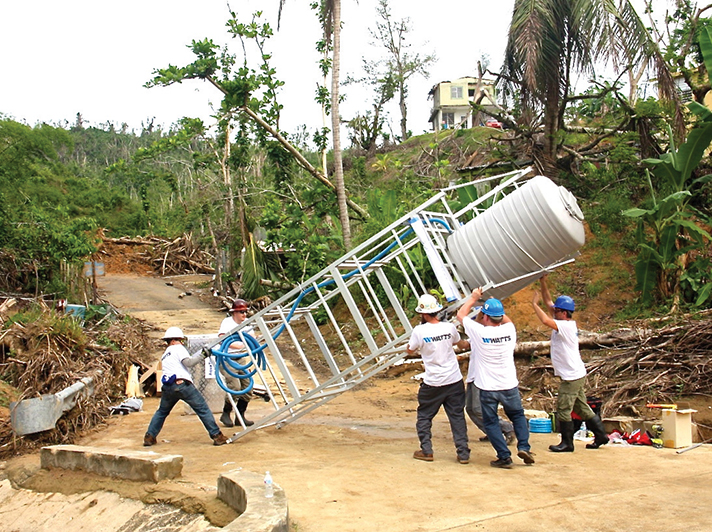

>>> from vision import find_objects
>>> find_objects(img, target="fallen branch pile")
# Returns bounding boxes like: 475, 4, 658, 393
0, 303, 158, 458
145, 234, 215, 276
519, 318, 712, 417
102, 234, 215, 276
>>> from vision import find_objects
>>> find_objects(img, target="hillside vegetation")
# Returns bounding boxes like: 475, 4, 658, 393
0, 96, 710, 319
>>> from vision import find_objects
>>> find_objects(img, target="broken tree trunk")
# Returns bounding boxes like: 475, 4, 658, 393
514, 328, 649, 357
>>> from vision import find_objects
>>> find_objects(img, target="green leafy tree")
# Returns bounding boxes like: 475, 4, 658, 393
311, 1, 334, 178
650, 0, 712, 104
104, 118, 206, 234
261, 187, 342, 284
343, 66, 395, 154
147, 9, 366, 233
0, 119, 100, 295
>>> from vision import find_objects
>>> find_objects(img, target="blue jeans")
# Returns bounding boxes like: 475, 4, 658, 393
465, 382, 514, 436
146, 381, 221, 440
479, 387, 530, 460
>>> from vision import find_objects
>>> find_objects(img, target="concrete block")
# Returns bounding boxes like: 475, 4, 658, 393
40, 445, 183, 482
218, 470, 289, 532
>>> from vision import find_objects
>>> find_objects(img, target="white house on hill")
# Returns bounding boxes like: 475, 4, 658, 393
428, 77, 498, 131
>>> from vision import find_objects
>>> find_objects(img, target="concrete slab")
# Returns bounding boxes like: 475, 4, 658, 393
40, 445, 183, 482
20, 446, 289, 532
0, 479, 217, 532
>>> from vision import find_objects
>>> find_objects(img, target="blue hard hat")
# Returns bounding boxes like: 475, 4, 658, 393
554, 295, 575, 312
481, 298, 504, 317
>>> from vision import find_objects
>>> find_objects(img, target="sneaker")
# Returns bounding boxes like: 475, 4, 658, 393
413, 450, 434, 462
143, 433, 157, 447
517, 450, 536, 464
457, 455, 470, 464
505, 431, 516, 446
212, 432, 229, 446
220, 412, 234, 428
490, 457, 513, 469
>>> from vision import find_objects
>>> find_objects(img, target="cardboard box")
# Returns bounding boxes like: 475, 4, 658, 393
602, 416, 651, 434
661, 409, 697, 449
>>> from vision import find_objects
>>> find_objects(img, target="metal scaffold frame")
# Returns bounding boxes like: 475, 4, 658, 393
203, 167, 573, 442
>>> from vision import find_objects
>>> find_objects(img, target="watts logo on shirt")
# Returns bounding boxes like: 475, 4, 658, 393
482, 335, 512, 344
423, 333, 453, 343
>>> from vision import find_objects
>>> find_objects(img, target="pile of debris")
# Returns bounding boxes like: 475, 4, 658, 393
519, 315, 712, 417
0, 301, 157, 459
101, 234, 215, 276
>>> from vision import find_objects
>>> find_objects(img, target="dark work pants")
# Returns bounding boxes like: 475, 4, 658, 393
416, 380, 469, 459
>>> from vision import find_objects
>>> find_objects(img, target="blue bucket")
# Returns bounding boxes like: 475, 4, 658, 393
529, 417, 552, 433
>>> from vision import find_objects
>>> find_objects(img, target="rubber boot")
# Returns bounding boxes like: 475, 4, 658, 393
219, 401, 234, 428
237, 399, 254, 427
504, 430, 516, 446
549, 420, 575, 452
585, 415, 609, 449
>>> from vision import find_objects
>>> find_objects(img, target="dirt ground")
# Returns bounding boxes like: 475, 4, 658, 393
97, 273, 225, 337
4, 269, 711, 531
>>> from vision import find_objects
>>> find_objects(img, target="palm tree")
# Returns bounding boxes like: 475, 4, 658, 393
327, 0, 352, 250
500, 0, 680, 175
280, 0, 352, 249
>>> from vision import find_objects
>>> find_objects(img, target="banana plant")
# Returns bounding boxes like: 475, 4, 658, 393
622, 26, 712, 309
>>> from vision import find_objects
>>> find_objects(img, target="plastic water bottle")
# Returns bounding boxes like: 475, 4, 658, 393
264, 471, 274, 498
581, 421, 588, 437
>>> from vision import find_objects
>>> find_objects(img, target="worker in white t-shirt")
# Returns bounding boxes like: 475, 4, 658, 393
532, 275, 608, 452
407, 294, 470, 465
457, 287, 535, 469
217, 299, 256, 428
144, 327, 227, 447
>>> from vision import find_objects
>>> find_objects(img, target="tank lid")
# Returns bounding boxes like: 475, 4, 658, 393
558, 186, 584, 222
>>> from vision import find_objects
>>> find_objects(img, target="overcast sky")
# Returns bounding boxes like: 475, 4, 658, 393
1, 0, 668, 141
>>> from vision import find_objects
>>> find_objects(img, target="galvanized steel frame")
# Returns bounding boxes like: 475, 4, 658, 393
208, 167, 572, 442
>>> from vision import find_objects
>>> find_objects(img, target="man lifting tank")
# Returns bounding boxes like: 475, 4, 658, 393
531, 275, 608, 452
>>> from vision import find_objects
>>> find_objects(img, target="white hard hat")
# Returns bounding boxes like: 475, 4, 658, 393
163, 326, 185, 340
415, 294, 443, 314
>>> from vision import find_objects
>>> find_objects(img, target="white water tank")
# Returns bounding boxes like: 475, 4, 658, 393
447, 175, 585, 301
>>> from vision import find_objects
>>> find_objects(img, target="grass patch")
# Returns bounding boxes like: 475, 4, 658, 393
584, 280, 605, 298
